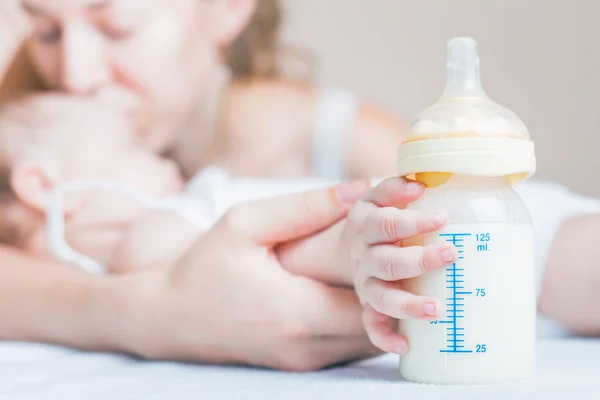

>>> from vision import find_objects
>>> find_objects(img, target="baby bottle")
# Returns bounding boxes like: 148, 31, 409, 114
397, 37, 536, 384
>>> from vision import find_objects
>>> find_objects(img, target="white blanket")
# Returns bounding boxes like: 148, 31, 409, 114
0, 338, 597, 399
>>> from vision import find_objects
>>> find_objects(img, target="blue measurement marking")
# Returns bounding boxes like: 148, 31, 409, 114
439, 233, 473, 354
440, 350, 474, 353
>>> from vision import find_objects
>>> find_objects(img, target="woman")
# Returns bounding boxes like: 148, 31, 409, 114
0, 0, 400, 179
0, 0, 598, 369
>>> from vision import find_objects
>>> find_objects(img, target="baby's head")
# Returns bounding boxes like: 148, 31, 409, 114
0, 94, 184, 250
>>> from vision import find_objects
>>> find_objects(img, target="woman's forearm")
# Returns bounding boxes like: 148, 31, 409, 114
538, 214, 600, 335
0, 246, 154, 355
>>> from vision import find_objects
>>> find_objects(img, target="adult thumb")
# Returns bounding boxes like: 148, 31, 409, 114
219, 180, 371, 245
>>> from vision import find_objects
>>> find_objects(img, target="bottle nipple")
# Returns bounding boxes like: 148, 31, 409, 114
408, 36, 529, 140
397, 36, 536, 188
442, 37, 486, 99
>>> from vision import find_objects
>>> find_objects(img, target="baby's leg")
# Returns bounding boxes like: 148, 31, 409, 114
539, 213, 600, 336
109, 211, 204, 273
518, 180, 600, 337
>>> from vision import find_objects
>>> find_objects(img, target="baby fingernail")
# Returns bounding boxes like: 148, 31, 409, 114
394, 344, 407, 355
405, 181, 424, 193
422, 302, 437, 317
336, 180, 371, 205
433, 211, 449, 227
439, 247, 456, 263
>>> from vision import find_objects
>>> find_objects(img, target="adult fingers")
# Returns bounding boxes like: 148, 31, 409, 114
359, 278, 441, 320
296, 281, 367, 336
277, 220, 352, 286
364, 177, 424, 208
274, 336, 382, 372
361, 243, 457, 281
362, 207, 449, 244
219, 180, 371, 246
362, 305, 409, 355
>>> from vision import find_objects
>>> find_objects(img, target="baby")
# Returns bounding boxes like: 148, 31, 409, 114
0, 94, 455, 356
0, 95, 194, 271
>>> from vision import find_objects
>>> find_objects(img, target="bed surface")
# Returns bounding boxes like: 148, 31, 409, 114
0, 338, 597, 399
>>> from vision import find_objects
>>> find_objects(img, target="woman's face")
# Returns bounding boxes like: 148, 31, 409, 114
21, 0, 246, 152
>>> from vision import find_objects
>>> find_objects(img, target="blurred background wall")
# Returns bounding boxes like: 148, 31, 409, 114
284, 0, 600, 196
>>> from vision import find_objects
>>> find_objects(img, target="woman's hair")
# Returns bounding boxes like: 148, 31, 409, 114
226, 0, 313, 81
227, 0, 283, 79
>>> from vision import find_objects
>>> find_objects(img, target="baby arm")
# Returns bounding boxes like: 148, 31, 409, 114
340, 178, 458, 354
109, 211, 205, 273
279, 178, 458, 354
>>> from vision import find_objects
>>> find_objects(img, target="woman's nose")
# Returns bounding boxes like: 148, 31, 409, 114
60, 21, 111, 95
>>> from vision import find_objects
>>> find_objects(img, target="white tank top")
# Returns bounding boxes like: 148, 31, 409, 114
311, 89, 359, 180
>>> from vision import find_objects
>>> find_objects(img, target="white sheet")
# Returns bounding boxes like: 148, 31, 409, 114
0, 338, 597, 399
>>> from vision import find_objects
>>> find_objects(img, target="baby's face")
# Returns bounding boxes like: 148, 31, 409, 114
12, 97, 186, 261
4, 94, 184, 197
53, 103, 186, 232
50, 99, 185, 196
63, 137, 184, 197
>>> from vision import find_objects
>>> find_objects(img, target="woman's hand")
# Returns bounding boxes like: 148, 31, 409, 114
135, 180, 382, 371
279, 178, 458, 354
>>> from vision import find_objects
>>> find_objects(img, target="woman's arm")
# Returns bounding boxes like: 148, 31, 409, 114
538, 214, 600, 336
0, 246, 153, 355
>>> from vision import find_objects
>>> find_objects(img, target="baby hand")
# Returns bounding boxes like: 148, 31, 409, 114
344, 178, 458, 355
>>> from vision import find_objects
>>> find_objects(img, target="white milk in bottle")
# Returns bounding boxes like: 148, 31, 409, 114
396, 37, 537, 385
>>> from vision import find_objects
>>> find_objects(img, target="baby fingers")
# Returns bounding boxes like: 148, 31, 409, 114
362, 207, 449, 245
362, 243, 457, 281
362, 304, 409, 355
359, 278, 441, 320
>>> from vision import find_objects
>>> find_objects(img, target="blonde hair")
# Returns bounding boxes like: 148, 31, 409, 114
226, 0, 312, 81
227, 0, 283, 78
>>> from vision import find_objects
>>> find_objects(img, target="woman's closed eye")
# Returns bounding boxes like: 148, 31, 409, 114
31, 19, 62, 45
94, 4, 143, 42
99, 23, 136, 41
38, 28, 62, 45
